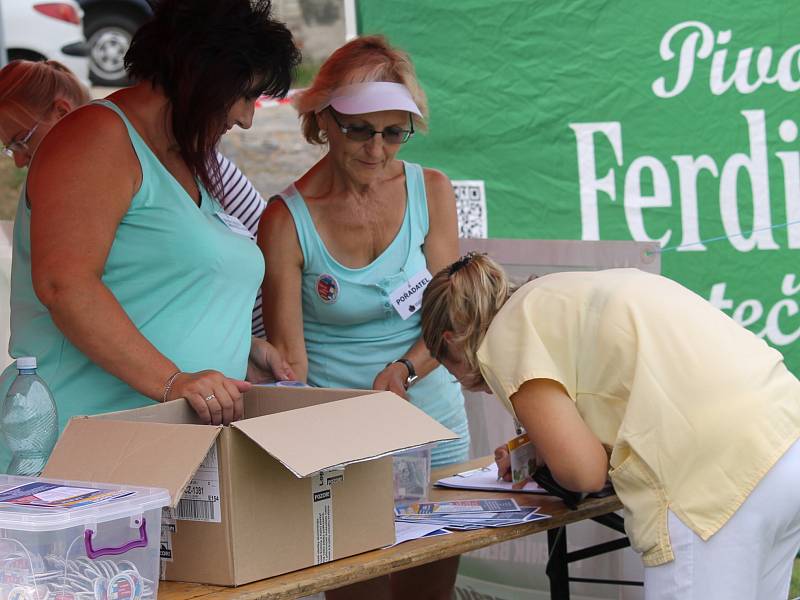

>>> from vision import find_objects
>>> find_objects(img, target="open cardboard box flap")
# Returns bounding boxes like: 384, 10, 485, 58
43, 417, 220, 507
231, 390, 458, 477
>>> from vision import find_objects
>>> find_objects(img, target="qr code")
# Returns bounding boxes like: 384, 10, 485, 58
452, 180, 487, 238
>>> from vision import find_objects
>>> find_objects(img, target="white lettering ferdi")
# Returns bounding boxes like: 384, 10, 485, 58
569, 21, 800, 252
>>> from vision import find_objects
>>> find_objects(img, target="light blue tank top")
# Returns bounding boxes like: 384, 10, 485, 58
280, 161, 469, 466
0, 100, 264, 470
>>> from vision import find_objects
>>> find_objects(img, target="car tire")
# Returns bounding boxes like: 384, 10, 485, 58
84, 11, 141, 87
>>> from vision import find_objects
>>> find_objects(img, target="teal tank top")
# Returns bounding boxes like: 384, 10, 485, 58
280, 161, 469, 466
0, 100, 264, 470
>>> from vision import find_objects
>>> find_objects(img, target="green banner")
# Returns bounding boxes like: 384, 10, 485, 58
358, 0, 800, 373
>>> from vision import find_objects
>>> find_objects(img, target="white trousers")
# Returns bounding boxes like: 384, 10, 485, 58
643, 438, 800, 600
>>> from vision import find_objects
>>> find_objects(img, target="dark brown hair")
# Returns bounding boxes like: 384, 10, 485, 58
125, 0, 301, 195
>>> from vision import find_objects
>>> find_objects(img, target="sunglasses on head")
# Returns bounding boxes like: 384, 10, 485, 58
327, 108, 414, 144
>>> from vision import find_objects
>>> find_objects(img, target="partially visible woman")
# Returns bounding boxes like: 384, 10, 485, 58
0, 61, 90, 169
0, 0, 301, 471
421, 253, 800, 600
215, 153, 270, 338
259, 35, 468, 600
0, 60, 271, 339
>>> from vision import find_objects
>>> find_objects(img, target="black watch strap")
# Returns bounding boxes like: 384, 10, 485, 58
390, 358, 418, 388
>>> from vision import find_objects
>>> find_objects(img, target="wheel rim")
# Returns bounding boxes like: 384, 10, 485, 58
89, 28, 131, 81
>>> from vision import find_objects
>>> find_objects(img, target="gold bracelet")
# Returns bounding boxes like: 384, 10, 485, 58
162, 370, 182, 403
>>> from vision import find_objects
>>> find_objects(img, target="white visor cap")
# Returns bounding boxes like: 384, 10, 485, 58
316, 82, 422, 117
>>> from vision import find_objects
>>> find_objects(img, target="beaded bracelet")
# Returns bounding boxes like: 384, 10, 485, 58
161, 370, 182, 403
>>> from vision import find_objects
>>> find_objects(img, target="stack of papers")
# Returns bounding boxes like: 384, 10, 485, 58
435, 462, 614, 499
391, 521, 453, 546
435, 462, 548, 494
393, 498, 551, 544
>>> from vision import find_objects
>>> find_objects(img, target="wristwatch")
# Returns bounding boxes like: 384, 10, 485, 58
389, 358, 418, 389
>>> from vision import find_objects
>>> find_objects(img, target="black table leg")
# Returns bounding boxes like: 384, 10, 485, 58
547, 526, 570, 600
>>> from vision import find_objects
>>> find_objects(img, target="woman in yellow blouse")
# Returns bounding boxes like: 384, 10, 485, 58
420, 252, 800, 599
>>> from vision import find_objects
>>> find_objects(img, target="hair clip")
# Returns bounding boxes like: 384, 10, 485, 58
448, 252, 484, 277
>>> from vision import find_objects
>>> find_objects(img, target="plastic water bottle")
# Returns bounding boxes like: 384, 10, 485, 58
1, 357, 58, 476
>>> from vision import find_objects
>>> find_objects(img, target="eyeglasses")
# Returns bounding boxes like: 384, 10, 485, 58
327, 108, 414, 144
2, 123, 39, 158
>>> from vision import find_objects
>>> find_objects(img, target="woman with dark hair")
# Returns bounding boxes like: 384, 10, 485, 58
0, 0, 301, 455
0, 59, 272, 341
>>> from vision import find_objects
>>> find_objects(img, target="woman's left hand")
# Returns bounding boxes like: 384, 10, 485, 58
248, 337, 297, 383
372, 362, 409, 399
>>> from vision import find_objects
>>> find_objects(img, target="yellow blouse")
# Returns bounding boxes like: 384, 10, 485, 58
476, 268, 800, 566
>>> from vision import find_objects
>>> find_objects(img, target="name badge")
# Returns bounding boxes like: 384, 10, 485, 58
215, 212, 253, 238
507, 432, 537, 484
389, 268, 432, 320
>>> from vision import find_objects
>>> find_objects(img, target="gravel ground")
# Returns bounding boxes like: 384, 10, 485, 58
218, 101, 323, 200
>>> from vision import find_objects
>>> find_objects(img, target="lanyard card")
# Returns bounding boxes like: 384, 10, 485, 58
389, 268, 432, 320
508, 432, 537, 484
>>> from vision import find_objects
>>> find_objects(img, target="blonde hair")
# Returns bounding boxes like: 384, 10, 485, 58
421, 253, 511, 389
294, 35, 428, 145
0, 60, 90, 123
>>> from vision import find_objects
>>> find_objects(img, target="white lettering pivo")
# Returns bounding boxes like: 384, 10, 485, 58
570, 20, 800, 252
565, 19, 800, 359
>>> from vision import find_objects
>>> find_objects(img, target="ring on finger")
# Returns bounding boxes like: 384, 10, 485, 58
205, 393, 217, 402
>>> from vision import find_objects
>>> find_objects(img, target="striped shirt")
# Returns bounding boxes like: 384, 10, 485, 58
216, 152, 266, 337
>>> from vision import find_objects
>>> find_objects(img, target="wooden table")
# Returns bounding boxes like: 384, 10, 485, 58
159, 458, 626, 600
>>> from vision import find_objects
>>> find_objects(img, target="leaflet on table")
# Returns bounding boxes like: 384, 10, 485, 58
434, 462, 549, 494
395, 497, 520, 516
396, 506, 551, 530
398, 507, 541, 522
431, 513, 551, 531
0, 482, 134, 508
390, 521, 452, 547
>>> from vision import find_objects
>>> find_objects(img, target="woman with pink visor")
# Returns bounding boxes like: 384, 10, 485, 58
259, 35, 469, 600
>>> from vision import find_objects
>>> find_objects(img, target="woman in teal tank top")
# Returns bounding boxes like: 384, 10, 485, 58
260, 35, 468, 600
0, 0, 300, 470
274, 163, 470, 468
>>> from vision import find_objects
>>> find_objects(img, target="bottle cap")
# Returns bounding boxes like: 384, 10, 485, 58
16, 357, 36, 370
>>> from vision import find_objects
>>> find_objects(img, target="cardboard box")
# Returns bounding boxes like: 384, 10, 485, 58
42, 386, 458, 586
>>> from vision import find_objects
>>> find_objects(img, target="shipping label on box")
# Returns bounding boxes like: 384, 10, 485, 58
311, 469, 344, 565
175, 445, 221, 523
160, 526, 174, 561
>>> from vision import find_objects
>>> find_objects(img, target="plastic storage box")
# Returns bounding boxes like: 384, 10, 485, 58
0, 475, 169, 600
392, 445, 432, 503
